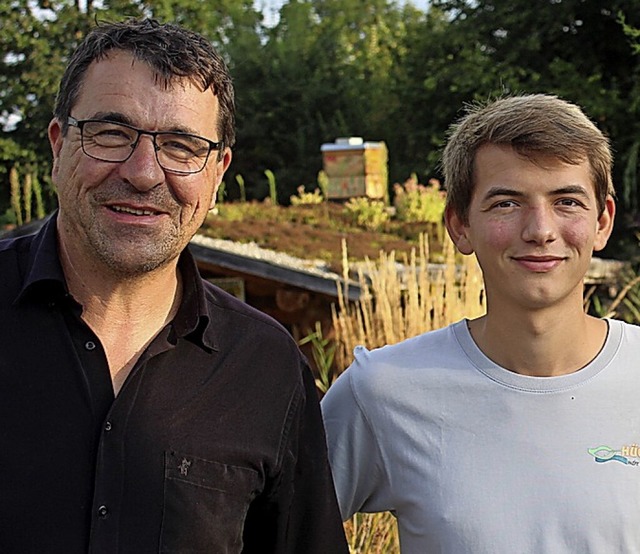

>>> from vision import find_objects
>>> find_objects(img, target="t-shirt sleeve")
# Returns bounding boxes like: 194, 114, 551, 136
321, 349, 392, 520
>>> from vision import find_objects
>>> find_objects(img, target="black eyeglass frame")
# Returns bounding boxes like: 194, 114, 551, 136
67, 116, 224, 175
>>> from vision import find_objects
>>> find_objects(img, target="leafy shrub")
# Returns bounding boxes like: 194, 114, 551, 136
213, 203, 245, 222
317, 170, 330, 199
343, 197, 390, 231
290, 185, 324, 206
393, 175, 446, 224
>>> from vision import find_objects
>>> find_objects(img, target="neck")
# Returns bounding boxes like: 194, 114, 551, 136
58, 237, 183, 393
468, 305, 608, 377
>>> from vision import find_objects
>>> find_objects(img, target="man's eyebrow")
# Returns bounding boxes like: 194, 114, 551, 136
482, 187, 523, 200
552, 185, 591, 197
91, 112, 131, 124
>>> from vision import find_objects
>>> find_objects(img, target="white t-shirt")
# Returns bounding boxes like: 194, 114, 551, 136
322, 319, 640, 553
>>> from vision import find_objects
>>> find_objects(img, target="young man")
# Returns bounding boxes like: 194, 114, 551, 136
322, 94, 640, 552
0, 19, 347, 553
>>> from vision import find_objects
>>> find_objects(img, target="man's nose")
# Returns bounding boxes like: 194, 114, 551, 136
118, 134, 165, 191
521, 206, 557, 244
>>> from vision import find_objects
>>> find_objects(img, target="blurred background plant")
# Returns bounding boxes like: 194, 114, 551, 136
7, 165, 45, 227
264, 169, 278, 205
393, 175, 446, 243
298, 321, 337, 393
290, 185, 324, 205
317, 170, 330, 200
343, 197, 391, 231
393, 175, 445, 224
585, 232, 640, 323
235, 174, 247, 203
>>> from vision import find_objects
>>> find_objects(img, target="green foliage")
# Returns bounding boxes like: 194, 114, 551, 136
298, 322, 337, 394
1, 0, 639, 255
214, 203, 245, 223
290, 185, 324, 206
343, 197, 390, 231
621, 139, 639, 218
425, 0, 640, 237
0, 0, 93, 217
619, 279, 640, 323
317, 170, 330, 199
586, 265, 640, 324
393, 175, 446, 224
216, 180, 226, 204
235, 174, 246, 203
620, 12, 640, 54
264, 169, 278, 205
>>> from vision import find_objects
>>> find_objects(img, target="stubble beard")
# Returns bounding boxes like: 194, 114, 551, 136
86, 224, 183, 278
81, 184, 190, 278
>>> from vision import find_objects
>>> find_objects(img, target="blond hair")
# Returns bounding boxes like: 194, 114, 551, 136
442, 94, 614, 223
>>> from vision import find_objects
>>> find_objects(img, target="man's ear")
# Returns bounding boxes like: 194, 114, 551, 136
593, 194, 616, 252
444, 205, 474, 255
210, 147, 233, 210
48, 118, 64, 179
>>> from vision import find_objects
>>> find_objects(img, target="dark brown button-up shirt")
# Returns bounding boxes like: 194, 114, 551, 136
0, 214, 347, 553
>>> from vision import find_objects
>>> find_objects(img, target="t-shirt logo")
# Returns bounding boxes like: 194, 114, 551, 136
588, 444, 640, 466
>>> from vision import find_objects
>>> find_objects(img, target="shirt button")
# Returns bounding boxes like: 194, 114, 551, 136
104, 421, 112, 432
85, 341, 96, 351
97, 505, 109, 518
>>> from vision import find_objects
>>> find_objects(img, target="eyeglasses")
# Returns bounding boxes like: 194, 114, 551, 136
67, 116, 223, 175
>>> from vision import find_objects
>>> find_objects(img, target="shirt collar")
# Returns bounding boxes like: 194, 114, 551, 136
15, 211, 212, 349
171, 247, 214, 350
15, 211, 68, 305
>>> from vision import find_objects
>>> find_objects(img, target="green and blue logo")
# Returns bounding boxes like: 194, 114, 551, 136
588, 444, 640, 466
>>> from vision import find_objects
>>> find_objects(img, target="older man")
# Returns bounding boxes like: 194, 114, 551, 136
0, 18, 347, 553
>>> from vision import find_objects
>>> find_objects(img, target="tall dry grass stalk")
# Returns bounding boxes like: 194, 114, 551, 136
333, 233, 485, 372
8, 165, 46, 226
331, 233, 486, 553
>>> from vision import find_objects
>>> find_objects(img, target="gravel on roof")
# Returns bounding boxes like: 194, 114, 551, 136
190, 234, 344, 280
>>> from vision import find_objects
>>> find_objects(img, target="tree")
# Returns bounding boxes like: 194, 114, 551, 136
0, 0, 97, 222
408, 0, 640, 252
1, 0, 638, 254
229, 0, 421, 200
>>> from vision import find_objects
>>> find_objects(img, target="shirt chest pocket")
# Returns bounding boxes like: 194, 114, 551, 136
160, 450, 261, 553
